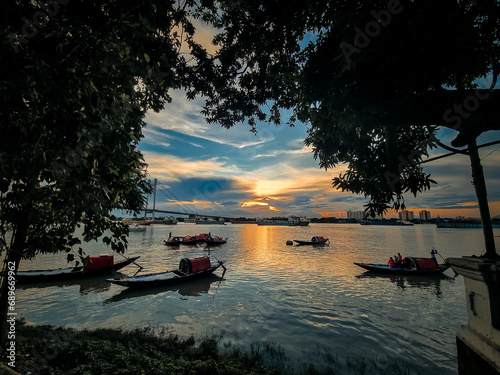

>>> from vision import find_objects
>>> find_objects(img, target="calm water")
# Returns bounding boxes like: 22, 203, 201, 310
16, 223, 500, 374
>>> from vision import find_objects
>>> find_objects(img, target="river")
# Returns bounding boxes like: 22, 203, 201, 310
16, 223, 500, 374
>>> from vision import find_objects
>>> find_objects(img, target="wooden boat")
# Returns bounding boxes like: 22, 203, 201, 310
16, 255, 141, 283
204, 236, 228, 246
294, 236, 329, 245
354, 255, 449, 275
163, 233, 213, 246
106, 257, 226, 289
163, 236, 197, 246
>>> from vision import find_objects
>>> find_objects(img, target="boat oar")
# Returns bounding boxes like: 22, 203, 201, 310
214, 256, 227, 277
115, 252, 143, 270
433, 248, 458, 277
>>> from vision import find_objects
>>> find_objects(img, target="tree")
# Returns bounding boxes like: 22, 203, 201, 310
0, 0, 216, 345
194, 0, 500, 257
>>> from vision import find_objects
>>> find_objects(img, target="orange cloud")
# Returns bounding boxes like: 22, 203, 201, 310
316, 211, 347, 218
240, 200, 281, 212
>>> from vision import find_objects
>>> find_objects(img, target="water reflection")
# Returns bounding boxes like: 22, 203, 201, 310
17, 274, 121, 294
355, 272, 454, 295
15, 223, 486, 375
104, 274, 226, 304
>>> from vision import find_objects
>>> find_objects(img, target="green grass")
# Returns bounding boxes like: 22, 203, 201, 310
11, 321, 412, 375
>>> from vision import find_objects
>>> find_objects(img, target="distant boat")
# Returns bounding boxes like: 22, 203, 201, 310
17, 255, 140, 283
122, 219, 152, 226
294, 236, 329, 245
164, 233, 214, 246
231, 220, 258, 224
106, 257, 226, 289
196, 217, 226, 225
436, 220, 500, 229
152, 216, 178, 225
257, 216, 310, 226
185, 215, 225, 224
128, 224, 146, 232
360, 220, 414, 226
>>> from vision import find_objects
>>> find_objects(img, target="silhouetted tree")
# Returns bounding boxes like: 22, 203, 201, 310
0, 0, 219, 345
196, 0, 500, 257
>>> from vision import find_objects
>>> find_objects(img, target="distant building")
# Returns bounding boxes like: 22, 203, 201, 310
347, 210, 365, 221
419, 210, 432, 221
347, 210, 384, 220
399, 210, 414, 221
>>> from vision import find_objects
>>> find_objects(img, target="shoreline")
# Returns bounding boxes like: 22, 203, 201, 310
9, 320, 413, 375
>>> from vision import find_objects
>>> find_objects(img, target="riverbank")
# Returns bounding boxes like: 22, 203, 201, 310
8, 321, 412, 375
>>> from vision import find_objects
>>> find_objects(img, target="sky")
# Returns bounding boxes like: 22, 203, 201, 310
139, 87, 500, 220
137, 21, 500, 220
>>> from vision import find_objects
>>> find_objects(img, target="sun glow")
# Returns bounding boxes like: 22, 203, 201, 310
240, 200, 281, 212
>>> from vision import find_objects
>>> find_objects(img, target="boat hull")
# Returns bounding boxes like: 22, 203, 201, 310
436, 221, 500, 228
257, 221, 301, 226
360, 221, 413, 226
204, 238, 228, 246
16, 256, 140, 283
354, 262, 449, 275
294, 239, 329, 245
107, 261, 225, 289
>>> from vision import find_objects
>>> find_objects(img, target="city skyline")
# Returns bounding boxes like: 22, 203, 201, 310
141, 89, 500, 220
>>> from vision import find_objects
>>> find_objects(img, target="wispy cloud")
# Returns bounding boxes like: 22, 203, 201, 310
140, 88, 500, 218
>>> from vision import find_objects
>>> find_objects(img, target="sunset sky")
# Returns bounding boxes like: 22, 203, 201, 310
139, 87, 500, 220
138, 22, 500, 220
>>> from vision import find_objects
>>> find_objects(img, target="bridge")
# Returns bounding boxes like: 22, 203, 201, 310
143, 178, 230, 220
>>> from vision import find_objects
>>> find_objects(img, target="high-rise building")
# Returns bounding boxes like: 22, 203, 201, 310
419, 210, 432, 221
347, 210, 365, 220
399, 210, 414, 221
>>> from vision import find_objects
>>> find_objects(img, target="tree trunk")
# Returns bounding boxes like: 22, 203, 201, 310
468, 140, 498, 259
0, 224, 26, 348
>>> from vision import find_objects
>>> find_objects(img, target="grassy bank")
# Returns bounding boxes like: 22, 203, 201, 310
10, 321, 411, 375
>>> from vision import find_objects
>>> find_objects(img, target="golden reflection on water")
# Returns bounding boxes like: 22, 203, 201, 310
15, 223, 500, 375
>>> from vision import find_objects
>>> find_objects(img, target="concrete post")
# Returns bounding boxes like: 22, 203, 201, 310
446, 257, 500, 375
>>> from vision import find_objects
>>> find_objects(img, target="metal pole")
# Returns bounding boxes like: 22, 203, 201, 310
152, 178, 157, 221
144, 179, 150, 219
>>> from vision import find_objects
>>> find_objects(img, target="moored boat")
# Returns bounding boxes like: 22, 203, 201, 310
231, 220, 258, 224
164, 233, 211, 246
163, 236, 197, 246
196, 217, 226, 225
106, 257, 226, 289
204, 236, 228, 246
354, 252, 449, 275
436, 220, 500, 229
360, 220, 413, 226
16, 255, 141, 283
294, 236, 329, 245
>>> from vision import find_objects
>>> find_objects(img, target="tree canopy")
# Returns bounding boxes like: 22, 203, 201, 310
1, 0, 499, 288
196, 0, 500, 215
0, 0, 216, 263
